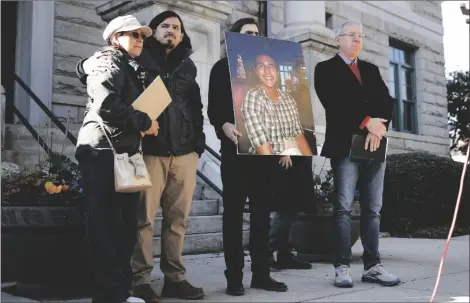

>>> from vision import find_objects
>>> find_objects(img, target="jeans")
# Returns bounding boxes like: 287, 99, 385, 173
269, 212, 297, 254
220, 152, 274, 280
330, 156, 385, 268
79, 150, 140, 303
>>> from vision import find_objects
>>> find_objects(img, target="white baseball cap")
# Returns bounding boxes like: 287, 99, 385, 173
103, 15, 152, 42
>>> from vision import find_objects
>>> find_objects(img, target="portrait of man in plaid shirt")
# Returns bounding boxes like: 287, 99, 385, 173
241, 54, 313, 156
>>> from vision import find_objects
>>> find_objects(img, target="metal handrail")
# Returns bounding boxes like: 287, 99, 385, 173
196, 170, 222, 196
14, 73, 77, 145
12, 73, 225, 196
201, 145, 223, 195
204, 144, 221, 161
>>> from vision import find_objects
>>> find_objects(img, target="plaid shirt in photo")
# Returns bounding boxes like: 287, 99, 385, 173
241, 84, 303, 155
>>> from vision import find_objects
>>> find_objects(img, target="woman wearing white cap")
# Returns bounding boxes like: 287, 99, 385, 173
75, 15, 158, 303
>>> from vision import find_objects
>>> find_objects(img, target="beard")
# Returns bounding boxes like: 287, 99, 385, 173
162, 38, 175, 49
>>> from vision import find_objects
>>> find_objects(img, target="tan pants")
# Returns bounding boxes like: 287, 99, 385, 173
131, 152, 199, 286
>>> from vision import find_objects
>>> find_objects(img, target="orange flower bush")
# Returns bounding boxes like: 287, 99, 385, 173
2, 153, 83, 206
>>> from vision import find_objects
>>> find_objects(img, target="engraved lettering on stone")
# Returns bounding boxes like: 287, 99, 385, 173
1, 209, 18, 225
21, 210, 45, 225
50, 209, 73, 225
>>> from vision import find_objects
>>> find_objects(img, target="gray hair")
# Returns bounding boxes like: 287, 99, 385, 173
334, 20, 363, 38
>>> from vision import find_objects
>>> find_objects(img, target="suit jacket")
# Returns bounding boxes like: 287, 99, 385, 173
314, 54, 394, 158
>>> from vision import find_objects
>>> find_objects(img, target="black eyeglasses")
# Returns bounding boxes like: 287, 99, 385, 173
120, 31, 146, 40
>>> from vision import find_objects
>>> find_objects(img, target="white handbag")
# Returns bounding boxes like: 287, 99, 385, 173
96, 115, 152, 193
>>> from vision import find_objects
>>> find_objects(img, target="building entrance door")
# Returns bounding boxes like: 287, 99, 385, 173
1, 1, 19, 123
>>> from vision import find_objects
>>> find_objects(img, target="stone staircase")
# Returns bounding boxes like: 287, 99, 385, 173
2, 124, 81, 168
153, 181, 249, 256
2, 123, 249, 256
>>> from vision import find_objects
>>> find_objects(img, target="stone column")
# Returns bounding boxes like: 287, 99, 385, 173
284, 1, 325, 30
280, 1, 335, 41
275, 1, 336, 158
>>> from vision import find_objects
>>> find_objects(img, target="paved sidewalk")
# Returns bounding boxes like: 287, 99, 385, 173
3, 236, 469, 302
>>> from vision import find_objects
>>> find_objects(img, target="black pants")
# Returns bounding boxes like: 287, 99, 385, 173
220, 152, 275, 280
269, 156, 314, 252
79, 150, 139, 303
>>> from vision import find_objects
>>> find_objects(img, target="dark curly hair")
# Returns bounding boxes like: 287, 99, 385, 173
230, 18, 259, 33
148, 10, 192, 50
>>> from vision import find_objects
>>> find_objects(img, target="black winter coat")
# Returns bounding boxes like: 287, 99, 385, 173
75, 47, 152, 160
314, 54, 394, 158
137, 40, 205, 157
207, 57, 237, 154
76, 41, 206, 158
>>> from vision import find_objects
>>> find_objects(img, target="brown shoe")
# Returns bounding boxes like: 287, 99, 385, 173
161, 277, 204, 300
132, 284, 160, 303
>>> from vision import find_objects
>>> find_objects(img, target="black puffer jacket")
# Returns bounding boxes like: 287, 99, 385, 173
75, 47, 152, 160
137, 39, 205, 157
77, 40, 206, 158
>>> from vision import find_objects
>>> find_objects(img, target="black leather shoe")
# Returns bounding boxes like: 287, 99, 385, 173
271, 250, 313, 270
132, 284, 160, 303
224, 270, 245, 296
251, 275, 288, 292
161, 278, 204, 300
226, 284, 245, 296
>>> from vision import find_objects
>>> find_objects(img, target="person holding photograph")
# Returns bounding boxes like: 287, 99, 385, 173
75, 15, 157, 303
208, 18, 288, 296
241, 54, 313, 156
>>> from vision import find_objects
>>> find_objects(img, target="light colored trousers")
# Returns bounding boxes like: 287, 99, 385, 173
131, 152, 199, 286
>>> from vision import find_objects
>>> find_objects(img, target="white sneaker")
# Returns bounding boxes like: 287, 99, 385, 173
362, 263, 401, 286
125, 296, 145, 303
334, 264, 353, 288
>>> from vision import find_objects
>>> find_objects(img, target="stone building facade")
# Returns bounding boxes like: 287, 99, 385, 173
4, 1, 449, 176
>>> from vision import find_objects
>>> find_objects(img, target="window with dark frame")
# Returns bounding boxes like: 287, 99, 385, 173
388, 40, 417, 133
325, 13, 333, 30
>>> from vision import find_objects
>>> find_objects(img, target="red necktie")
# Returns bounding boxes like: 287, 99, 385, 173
349, 62, 362, 85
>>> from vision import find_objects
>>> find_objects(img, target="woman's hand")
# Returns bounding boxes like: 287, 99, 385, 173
144, 120, 159, 136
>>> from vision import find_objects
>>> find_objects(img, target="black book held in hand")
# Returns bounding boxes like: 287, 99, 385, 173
349, 134, 388, 162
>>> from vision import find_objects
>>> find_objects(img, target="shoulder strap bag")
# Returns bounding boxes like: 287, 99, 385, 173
95, 114, 152, 193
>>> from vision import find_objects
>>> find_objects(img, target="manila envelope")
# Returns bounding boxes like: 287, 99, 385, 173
132, 76, 172, 120
132, 76, 172, 136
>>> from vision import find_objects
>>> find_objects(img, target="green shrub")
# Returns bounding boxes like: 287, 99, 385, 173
381, 152, 470, 237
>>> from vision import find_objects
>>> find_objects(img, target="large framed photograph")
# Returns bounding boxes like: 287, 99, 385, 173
225, 32, 318, 156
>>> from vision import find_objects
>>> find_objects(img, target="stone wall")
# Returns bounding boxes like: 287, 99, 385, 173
52, 1, 108, 123
218, 1, 284, 42
48, 0, 449, 157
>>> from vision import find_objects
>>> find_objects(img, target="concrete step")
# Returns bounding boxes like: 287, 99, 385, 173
11, 140, 76, 155
193, 180, 221, 201
153, 214, 249, 236
152, 230, 250, 256
155, 199, 219, 218
3, 124, 78, 168
3, 124, 80, 153
1, 150, 53, 169
153, 215, 222, 236
4, 124, 81, 141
